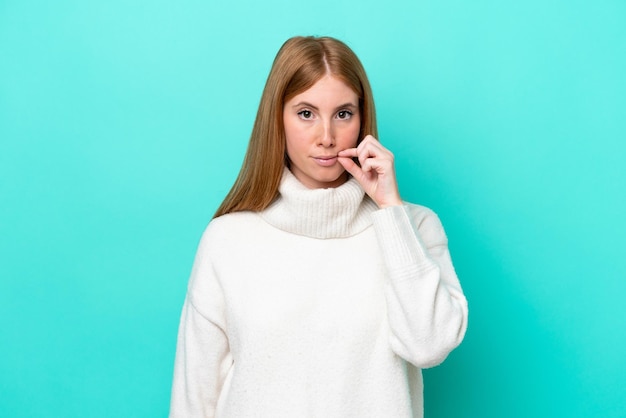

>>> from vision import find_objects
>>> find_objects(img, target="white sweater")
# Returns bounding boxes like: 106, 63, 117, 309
169, 169, 468, 418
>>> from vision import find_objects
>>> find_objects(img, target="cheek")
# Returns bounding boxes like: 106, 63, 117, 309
283, 118, 300, 151
285, 137, 298, 160
284, 128, 304, 160
342, 120, 361, 146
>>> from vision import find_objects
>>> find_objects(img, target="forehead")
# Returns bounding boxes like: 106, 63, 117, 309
288, 75, 358, 106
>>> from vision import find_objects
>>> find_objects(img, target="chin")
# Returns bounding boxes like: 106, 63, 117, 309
316, 171, 348, 187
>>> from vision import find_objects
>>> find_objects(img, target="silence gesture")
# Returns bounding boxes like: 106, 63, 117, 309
338, 135, 403, 209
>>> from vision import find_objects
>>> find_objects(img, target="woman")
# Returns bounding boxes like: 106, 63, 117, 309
169, 36, 468, 418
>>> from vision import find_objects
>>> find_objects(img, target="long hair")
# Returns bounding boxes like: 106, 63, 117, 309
214, 36, 377, 218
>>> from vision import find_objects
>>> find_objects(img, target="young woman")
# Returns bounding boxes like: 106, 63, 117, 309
169, 36, 468, 418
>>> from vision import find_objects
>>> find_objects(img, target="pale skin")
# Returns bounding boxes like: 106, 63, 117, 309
283, 74, 402, 209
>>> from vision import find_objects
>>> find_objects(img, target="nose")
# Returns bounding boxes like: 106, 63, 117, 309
319, 120, 335, 147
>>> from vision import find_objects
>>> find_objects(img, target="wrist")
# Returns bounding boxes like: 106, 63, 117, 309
377, 196, 403, 209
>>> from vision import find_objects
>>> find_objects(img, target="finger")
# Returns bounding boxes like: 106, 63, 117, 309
359, 144, 395, 169
357, 139, 391, 159
360, 134, 378, 145
337, 148, 358, 158
361, 157, 392, 175
356, 145, 383, 169
355, 142, 373, 166
338, 156, 363, 178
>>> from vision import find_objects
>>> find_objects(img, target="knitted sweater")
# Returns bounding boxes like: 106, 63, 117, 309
169, 168, 468, 418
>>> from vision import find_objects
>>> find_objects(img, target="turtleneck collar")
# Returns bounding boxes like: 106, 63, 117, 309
259, 168, 379, 239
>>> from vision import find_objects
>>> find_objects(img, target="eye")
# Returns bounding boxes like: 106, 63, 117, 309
297, 110, 313, 120
336, 110, 353, 120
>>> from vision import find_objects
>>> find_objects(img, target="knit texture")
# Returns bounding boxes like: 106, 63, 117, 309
260, 170, 379, 238
169, 168, 468, 418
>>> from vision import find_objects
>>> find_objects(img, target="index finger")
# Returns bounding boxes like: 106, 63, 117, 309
337, 148, 358, 157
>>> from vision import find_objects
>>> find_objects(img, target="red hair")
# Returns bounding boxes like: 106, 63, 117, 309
214, 36, 377, 218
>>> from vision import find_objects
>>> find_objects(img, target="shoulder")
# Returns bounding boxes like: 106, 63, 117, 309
196, 211, 263, 251
207, 210, 260, 233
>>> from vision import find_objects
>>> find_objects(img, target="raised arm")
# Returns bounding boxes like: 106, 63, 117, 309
372, 204, 468, 368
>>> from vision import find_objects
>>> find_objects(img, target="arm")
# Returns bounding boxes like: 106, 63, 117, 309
169, 228, 233, 417
339, 135, 468, 367
371, 204, 468, 368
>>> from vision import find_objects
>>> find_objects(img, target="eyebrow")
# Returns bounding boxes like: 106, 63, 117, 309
291, 101, 358, 111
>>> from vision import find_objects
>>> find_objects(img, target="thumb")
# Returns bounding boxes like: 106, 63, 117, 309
338, 156, 363, 179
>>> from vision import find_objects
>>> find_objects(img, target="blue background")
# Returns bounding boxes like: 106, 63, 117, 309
1, 0, 625, 416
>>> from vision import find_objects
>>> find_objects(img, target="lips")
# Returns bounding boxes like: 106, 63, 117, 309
313, 155, 338, 167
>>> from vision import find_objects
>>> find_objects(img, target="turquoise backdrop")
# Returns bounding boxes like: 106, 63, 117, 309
1, 0, 625, 416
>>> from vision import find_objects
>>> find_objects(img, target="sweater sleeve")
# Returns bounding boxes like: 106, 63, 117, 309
169, 228, 233, 418
371, 204, 468, 369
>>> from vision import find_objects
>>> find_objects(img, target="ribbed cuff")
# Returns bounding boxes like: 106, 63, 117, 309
371, 205, 434, 273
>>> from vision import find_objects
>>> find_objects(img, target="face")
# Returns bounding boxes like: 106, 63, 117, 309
283, 74, 361, 189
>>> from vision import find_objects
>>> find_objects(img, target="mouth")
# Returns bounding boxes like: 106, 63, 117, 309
313, 155, 338, 167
